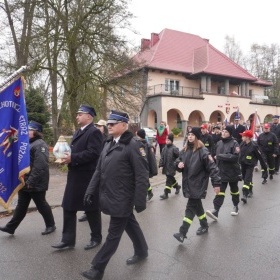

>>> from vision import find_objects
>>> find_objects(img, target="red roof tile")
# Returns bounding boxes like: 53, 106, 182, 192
134, 28, 259, 81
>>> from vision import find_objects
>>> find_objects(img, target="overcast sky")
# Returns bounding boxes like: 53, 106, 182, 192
126, 0, 279, 54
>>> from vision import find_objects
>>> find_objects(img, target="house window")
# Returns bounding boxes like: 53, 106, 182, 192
165, 79, 179, 91
249, 89, 253, 97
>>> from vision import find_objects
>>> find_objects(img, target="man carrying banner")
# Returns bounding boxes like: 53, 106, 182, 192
0, 121, 56, 235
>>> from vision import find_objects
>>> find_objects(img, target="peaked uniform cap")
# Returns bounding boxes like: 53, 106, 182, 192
107, 110, 129, 124
77, 105, 96, 117
28, 120, 43, 133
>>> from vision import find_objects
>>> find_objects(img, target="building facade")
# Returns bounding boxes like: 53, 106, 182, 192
133, 28, 279, 134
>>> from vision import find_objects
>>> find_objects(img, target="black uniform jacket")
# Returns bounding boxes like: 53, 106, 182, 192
62, 123, 103, 211
270, 123, 280, 142
159, 144, 179, 176
232, 124, 245, 143
140, 139, 158, 178
257, 132, 279, 154
239, 141, 267, 169
215, 137, 241, 182
85, 130, 149, 217
176, 141, 221, 199
24, 136, 49, 192
200, 133, 214, 155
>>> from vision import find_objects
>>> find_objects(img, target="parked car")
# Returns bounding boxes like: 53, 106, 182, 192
143, 127, 156, 143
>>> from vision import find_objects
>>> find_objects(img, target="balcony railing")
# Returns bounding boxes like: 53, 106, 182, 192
146, 84, 280, 105
147, 84, 201, 98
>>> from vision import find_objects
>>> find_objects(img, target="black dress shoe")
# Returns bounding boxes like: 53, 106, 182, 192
41, 226, 56, 235
126, 253, 148, 265
81, 268, 104, 280
51, 242, 75, 249
79, 214, 88, 222
0, 226, 14, 235
84, 240, 101, 250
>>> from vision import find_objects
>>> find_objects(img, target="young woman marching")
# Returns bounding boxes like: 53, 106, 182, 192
173, 127, 221, 243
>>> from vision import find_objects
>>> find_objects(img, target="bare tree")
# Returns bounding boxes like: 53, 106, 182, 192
223, 35, 245, 66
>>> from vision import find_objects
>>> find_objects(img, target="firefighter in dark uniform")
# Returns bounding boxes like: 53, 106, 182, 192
0, 121, 56, 235
232, 116, 246, 144
173, 127, 221, 243
136, 129, 158, 200
52, 105, 103, 250
212, 125, 222, 158
82, 110, 149, 280
257, 123, 279, 180
239, 130, 267, 203
270, 115, 280, 174
200, 124, 214, 155
206, 125, 242, 220
159, 133, 181, 199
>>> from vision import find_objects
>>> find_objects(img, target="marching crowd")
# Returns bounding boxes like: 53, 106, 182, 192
0, 105, 279, 280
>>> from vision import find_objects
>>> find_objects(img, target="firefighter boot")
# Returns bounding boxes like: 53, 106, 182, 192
241, 194, 247, 204
160, 190, 169, 200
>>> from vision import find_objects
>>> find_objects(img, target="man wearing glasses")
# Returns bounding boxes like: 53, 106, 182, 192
82, 110, 149, 280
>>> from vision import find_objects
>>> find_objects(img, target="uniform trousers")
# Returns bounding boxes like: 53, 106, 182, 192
5, 189, 55, 232
159, 144, 166, 154
92, 213, 148, 273
241, 164, 254, 196
274, 154, 280, 172
213, 181, 240, 210
180, 198, 207, 236
62, 209, 102, 245
164, 175, 178, 193
261, 152, 275, 175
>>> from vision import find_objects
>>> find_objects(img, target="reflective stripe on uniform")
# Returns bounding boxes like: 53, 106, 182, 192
198, 213, 206, 220
246, 156, 252, 159
218, 192, 225, 196
183, 217, 192, 224
147, 186, 152, 191
243, 184, 250, 190
230, 191, 240, 195
171, 181, 177, 188
165, 186, 172, 190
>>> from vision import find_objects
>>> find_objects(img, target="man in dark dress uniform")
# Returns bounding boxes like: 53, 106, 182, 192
232, 116, 245, 144
82, 110, 149, 280
52, 105, 103, 250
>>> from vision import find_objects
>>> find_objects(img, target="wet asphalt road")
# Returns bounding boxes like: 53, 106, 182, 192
0, 172, 280, 280
0, 137, 280, 280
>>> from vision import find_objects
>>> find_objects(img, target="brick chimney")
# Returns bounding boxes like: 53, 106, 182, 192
141, 38, 151, 51
151, 33, 159, 47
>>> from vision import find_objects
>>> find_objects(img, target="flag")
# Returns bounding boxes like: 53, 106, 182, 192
251, 109, 262, 142
0, 77, 30, 210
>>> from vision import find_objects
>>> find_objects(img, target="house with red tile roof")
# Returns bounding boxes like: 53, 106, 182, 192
131, 28, 278, 134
